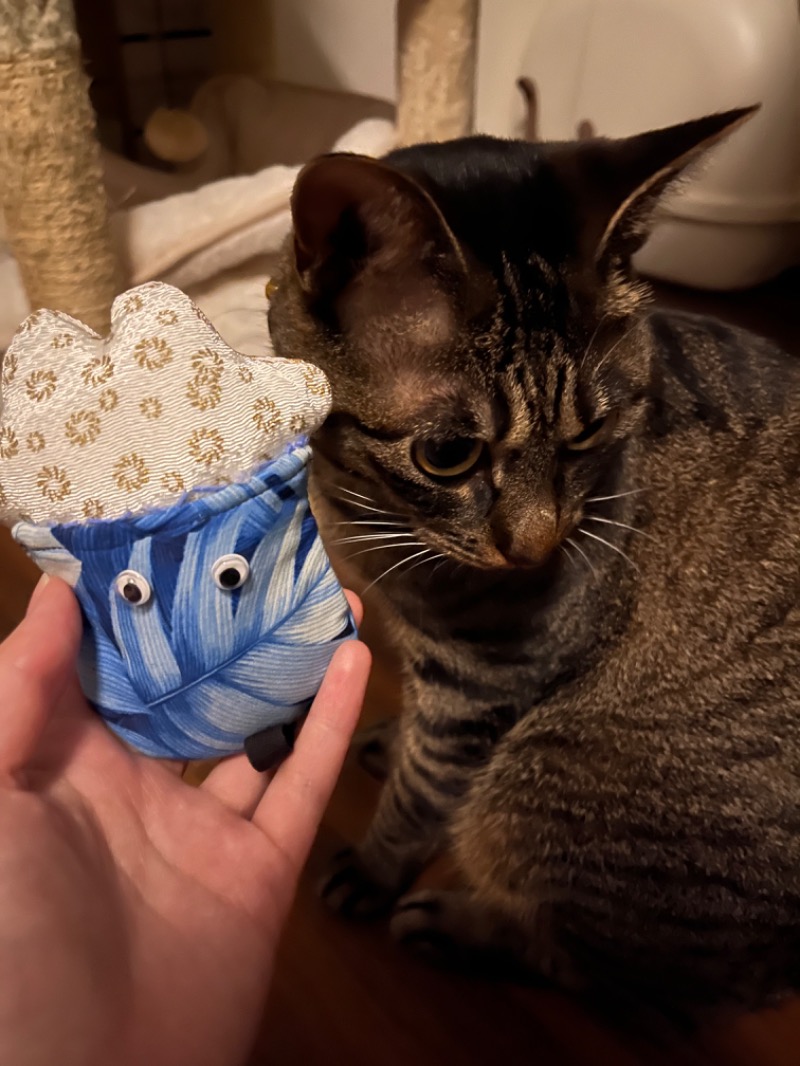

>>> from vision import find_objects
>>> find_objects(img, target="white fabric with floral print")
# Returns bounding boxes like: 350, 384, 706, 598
0, 281, 331, 523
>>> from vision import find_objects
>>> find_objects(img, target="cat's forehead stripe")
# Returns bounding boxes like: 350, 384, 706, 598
500, 362, 542, 446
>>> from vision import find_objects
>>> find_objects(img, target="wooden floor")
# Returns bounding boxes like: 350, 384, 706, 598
3, 270, 800, 1065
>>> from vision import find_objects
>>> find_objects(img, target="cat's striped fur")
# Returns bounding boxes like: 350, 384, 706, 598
268, 109, 800, 1013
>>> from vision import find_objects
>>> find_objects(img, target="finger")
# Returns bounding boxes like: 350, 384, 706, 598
0, 577, 82, 774
203, 602, 362, 820
252, 640, 371, 872
344, 590, 364, 628
201, 753, 270, 818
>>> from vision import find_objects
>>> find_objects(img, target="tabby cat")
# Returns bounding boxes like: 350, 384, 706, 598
268, 107, 800, 1013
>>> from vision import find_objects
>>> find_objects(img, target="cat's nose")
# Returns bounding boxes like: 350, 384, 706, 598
494, 505, 560, 567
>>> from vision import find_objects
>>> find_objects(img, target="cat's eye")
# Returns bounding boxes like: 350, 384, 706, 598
412, 437, 484, 479
212, 553, 250, 590
565, 414, 614, 453
115, 570, 152, 606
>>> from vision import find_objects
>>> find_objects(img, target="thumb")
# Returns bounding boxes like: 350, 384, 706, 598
0, 576, 82, 775
251, 640, 371, 902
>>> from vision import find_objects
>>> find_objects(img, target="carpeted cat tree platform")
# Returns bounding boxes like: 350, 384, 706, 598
0, 0, 480, 345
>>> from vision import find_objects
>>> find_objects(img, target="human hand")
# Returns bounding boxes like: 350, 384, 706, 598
0, 576, 370, 1066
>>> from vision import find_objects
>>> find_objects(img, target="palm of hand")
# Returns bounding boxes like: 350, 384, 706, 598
0, 579, 368, 1066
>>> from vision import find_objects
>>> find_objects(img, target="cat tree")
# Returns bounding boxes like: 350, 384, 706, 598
0, 0, 479, 334
0, 0, 124, 333
396, 0, 478, 145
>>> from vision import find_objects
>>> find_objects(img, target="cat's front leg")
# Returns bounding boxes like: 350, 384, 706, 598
321, 662, 519, 918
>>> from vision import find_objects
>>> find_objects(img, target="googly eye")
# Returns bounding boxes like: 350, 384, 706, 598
114, 570, 152, 606
212, 554, 250, 590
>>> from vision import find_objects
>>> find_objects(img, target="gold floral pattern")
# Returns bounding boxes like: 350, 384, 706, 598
188, 428, 225, 468
113, 453, 150, 492
252, 396, 281, 434
302, 366, 329, 398
0, 282, 331, 524
37, 465, 71, 502
2, 350, 17, 386
65, 410, 102, 447
191, 347, 224, 376
161, 471, 186, 493
25, 369, 57, 402
186, 376, 221, 411
139, 396, 163, 420
186, 348, 223, 410
98, 387, 118, 412
19, 310, 43, 334
0, 428, 19, 459
133, 336, 173, 371
82, 499, 105, 519
81, 355, 114, 388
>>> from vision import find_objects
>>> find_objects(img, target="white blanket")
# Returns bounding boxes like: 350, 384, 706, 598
0, 118, 395, 354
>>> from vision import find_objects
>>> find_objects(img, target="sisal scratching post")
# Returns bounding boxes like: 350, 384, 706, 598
0, 0, 123, 334
396, 0, 479, 146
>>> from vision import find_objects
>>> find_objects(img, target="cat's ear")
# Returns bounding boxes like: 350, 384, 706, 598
290, 153, 467, 326
549, 106, 757, 274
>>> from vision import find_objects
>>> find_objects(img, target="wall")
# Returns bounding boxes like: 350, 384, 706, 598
211, 0, 396, 102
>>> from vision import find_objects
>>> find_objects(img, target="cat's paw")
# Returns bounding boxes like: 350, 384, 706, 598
390, 890, 463, 966
319, 847, 401, 919
391, 889, 538, 980
351, 718, 398, 780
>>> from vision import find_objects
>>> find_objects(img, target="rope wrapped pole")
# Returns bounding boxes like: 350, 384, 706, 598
0, 0, 123, 334
396, 0, 479, 146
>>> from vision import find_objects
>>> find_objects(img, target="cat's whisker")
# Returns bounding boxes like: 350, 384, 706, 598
579, 528, 639, 571
579, 312, 610, 370
584, 515, 655, 541
405, 551, 447, 578
594, 321, 642, 374
585, 488, 648, 504
333, 532, 417, 546
330, 483, 405, 511
333, 485, 377, 503
334, 486, 406, 517
361, 548, 435, 594
333, 519, 410, 528
566, 536, 597, 579
431, 557, 449, 579
331, 495, 404, 517
344, 541, 427, 563
559, 541, 578, 570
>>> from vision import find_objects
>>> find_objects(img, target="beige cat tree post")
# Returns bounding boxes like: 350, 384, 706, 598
396, 0, 479, 145
0, 0, 123, 334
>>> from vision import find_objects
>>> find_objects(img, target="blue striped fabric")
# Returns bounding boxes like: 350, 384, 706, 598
43, 443, 356, 759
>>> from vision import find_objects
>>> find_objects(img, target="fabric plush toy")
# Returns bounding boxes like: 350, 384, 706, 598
0, 282, 355, 770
